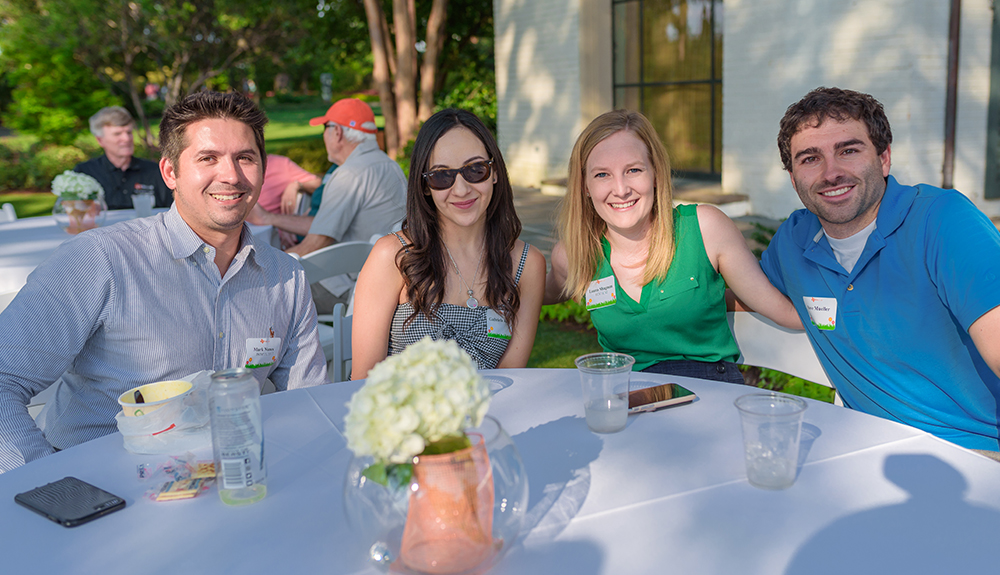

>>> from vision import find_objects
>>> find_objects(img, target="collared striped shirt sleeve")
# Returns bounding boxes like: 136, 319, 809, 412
0, 207, 328, 473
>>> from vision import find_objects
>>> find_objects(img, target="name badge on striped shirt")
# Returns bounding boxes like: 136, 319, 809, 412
245, 337, 281, 369
585, 275, 617, 311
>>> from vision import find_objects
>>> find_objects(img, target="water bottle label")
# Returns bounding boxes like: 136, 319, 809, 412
220, 448, 255, 489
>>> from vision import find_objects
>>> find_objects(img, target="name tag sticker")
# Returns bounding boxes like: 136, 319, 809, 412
803, 296, 837, 331
245, 337, 281, 369
585, 275, 617, 311
485, 309, 512, 340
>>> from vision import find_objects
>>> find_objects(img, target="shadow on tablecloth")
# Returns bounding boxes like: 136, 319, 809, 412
513, 415, 603, 541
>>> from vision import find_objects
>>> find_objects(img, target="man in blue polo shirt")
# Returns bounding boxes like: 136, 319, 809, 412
760, 87, 1000, 455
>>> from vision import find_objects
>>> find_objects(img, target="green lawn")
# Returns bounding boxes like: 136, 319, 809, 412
0, 191, 57, 218
527, 321, 603, 368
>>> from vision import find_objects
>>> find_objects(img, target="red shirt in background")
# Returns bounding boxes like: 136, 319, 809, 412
258, 155, 319, 213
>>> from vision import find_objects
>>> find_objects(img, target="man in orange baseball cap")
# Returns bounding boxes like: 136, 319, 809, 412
247, 97, 406, 310
308, 98, 378, 133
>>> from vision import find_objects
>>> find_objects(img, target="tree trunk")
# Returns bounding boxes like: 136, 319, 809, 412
418, 0, 449, 122
363, 0, 399, 157
115, 4, 156, 150
392, 0, 418, 150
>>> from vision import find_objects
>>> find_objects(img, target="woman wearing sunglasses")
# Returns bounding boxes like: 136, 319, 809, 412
352, 109, 545, 379
545, 110, 800, 383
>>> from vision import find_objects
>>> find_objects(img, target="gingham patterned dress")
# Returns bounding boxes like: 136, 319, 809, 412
388, 238, 531, 369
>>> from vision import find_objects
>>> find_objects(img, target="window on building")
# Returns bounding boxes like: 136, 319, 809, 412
613, 0, 723, 177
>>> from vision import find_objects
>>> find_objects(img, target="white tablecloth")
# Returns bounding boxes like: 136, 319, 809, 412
0, 369, 998, 574
0, 208, 276, 293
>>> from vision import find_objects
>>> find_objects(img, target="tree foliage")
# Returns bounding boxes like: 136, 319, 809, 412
0, 0, 496, 149
1, 0, 320, 145
0, 0, 119, 144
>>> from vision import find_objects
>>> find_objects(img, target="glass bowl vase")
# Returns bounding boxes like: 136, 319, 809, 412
344, 415, 529, 574
53, 197, 108, 234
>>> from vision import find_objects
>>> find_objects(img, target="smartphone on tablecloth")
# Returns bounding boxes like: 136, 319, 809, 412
15, 476, 125, 527
628, 383, 696, 414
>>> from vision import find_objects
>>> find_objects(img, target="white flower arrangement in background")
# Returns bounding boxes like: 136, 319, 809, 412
345, 337, 490, 484
50, 170, 105, 201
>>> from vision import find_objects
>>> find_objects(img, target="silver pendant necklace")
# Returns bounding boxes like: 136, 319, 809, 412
444, 241, 486, 308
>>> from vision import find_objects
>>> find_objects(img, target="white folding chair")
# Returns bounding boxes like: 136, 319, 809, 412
299, 241, 373, 380
0, 203, 16, 223
0, 290, 17, 313
728, 311, 842, 406
326, 302, 353, 383
296, 191, 311, 215
28, 385, 56, 421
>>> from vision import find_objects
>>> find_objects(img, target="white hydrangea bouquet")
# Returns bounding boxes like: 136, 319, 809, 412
50, 170, 105, 201
344, 337, 491, 487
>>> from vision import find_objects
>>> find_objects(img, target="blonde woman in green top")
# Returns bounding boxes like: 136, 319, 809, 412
545, 110, 801, 383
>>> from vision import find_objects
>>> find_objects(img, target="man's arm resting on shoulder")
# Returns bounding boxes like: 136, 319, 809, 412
970, 306, 1000, 379
246, 204, 315, 237
279, 176, 323, 215
287, 233, 336, 257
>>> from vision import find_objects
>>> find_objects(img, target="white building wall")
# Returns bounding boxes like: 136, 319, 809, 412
724, 0, 996, 219
494, 0, 584, 187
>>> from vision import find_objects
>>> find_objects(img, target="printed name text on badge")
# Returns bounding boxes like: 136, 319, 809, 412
803, 296, 837, 331
486, 308, 512, 340
586, 275, 617, 311
245, 337, 281, 368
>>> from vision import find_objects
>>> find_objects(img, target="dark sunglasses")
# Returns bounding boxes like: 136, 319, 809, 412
422, 159, 493, 190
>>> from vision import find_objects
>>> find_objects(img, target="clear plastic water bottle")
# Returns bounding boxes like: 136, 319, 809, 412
209, 368, 267, 505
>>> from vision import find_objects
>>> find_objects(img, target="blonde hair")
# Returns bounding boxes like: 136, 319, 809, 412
558, 109, 675, 302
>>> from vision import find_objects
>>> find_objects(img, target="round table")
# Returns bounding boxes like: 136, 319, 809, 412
0, 369, 997, 574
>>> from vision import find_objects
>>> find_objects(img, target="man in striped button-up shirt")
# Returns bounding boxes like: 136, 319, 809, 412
0, 92, 329, 473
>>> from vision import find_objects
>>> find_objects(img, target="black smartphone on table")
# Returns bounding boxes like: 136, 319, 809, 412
15, 476, 126, 527
628, 383, 697, 414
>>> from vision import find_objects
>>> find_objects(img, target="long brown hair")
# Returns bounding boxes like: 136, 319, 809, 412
398, 109, 522, 326
558, 110, 675, 302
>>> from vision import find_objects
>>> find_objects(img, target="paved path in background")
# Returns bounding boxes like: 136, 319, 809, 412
513, 181, 783, 263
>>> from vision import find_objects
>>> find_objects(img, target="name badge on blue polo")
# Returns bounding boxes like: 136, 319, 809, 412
803, 296, 837, 331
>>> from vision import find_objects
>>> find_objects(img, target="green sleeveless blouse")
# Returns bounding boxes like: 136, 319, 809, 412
589, 204, 739, 370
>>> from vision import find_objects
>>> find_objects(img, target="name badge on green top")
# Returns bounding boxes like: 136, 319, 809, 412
803, 296, 837, 331
586, 275, 617, 310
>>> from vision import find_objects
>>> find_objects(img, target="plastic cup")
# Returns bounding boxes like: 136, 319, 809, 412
734, 393, 808, 490
131, 191, 155, 218
575, 352, 634, 433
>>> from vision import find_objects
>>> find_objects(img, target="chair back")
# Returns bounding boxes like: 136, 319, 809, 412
315, 303, 351, 382
300, 243, 370, 382
299, 241, 374, 286
0, 290, 17, 313
0, 203, 16, 223
330, 302, 352, 383
728, 311, 841, 404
